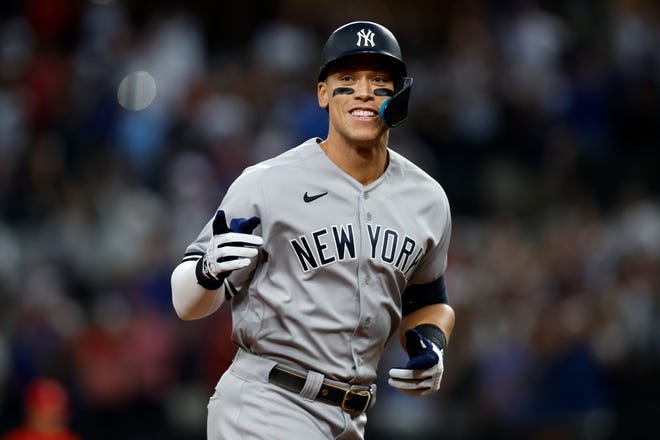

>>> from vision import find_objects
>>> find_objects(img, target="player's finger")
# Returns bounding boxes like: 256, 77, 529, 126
388, 377, 429, 390
215, 258, 253, 273
212, 210, 230, 235
391, 376, 435, 389
214, 233, 264, 247
230, 216, 261, 234
215, 246, 260, 260
388, 367, 434, 380
387, 378, 428, 397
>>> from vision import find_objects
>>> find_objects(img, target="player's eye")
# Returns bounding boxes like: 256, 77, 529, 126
372, 72, 392, 84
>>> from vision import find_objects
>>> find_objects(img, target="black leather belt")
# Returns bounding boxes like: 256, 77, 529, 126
268, 366, 375, 415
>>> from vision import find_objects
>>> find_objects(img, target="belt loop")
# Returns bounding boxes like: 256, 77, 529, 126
299, 370, 324, 402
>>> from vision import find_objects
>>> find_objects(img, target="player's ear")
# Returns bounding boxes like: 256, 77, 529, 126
318, 81, 329, 109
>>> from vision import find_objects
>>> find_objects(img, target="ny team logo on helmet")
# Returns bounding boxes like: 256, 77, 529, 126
319, 21, 413, 127
356, 28, 376, 47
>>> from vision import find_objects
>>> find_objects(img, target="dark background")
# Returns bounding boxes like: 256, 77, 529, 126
0, 0, 658, 438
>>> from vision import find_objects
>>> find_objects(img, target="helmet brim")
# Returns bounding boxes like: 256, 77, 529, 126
318, 52, 407, 81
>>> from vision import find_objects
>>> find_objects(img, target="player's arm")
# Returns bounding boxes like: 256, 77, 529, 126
171, 260, 226, 320
398, 275, 454, 346
171, 210, 262, 321
399, 302, 455, 348
388, 275, 454, 396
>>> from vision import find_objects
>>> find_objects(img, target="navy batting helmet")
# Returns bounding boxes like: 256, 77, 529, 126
318, 21, 407, 81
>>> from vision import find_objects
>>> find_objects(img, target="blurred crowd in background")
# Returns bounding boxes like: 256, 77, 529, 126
1, 0, 659, 439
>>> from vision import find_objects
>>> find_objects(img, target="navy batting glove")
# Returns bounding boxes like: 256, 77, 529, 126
388, 329, 445, 397
196, 210, 263, 290
213, 210, 261, 235
402, 329, 440, 369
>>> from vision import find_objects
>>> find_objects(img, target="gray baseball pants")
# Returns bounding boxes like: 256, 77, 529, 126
207, 349, 367, 439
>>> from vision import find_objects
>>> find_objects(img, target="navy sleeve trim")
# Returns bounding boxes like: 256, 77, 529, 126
402, 275, 448, 316
182, 251, 204, 262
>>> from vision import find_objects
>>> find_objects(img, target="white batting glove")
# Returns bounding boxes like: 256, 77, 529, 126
388, 329, 444, 397
195, 210, 263, 290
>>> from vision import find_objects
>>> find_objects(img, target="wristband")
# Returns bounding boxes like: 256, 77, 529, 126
195, 257, 225, 290
414, 323, 447, 351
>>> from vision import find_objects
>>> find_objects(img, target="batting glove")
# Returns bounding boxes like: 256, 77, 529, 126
195, 210, 263, 290
388, 329, 444, 397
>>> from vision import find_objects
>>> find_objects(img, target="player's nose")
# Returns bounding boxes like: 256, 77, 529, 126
353, 78, 374, 100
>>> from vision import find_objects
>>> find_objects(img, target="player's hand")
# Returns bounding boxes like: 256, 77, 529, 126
195, 210, 263, 290
388, 329, 444, 397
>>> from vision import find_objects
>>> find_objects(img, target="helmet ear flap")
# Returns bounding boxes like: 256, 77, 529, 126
380, 77, 413, 127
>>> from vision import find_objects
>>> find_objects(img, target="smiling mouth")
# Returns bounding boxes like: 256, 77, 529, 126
350, 109, 377, 119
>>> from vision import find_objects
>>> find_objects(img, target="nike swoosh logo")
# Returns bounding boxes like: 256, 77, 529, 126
303, 191, 328, 203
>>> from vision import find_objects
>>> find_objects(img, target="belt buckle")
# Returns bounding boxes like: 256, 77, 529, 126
341, 386, 372, 414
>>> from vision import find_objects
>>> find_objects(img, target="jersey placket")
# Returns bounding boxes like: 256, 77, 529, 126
352, 188, 374, 380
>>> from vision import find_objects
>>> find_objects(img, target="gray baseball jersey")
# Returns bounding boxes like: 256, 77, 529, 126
184, 137, 451, 384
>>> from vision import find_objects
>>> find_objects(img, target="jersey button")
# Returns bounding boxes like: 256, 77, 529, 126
366, 213, 372, 221
364, 192, 369, 200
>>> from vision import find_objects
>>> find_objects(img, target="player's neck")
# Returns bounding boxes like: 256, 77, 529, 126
320, 136, 389, 186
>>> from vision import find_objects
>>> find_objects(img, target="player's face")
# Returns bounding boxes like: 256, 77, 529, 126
318, 56, 396, 147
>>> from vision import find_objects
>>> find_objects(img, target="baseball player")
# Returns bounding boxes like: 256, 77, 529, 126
171, 21, 455, 439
